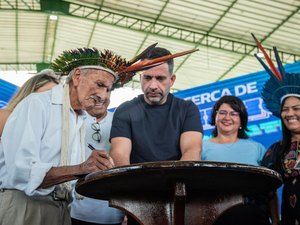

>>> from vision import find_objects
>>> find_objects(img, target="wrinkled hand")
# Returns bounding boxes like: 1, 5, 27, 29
80, 150, 115, 174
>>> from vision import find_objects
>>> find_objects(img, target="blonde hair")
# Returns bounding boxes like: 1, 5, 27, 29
5, 69, 59, 111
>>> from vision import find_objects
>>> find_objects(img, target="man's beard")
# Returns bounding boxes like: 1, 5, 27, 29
145, 92, 163, 105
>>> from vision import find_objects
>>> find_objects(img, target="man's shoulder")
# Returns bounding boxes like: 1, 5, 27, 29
172, 95, 195, 105
27, 84, 61, 103
15, 90, 51, 109
105, 110, 114, 122
116, 95, 143, 110
85, 110, 114, 122
171, 95, 197, 111
107, 110, 114, 117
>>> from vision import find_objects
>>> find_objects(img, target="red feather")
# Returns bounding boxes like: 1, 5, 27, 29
120, 49, 199, 73
251, 33, 282, 81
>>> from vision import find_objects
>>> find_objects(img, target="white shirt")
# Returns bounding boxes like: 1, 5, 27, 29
0, 84, 85, 196
70, 111, 124, 224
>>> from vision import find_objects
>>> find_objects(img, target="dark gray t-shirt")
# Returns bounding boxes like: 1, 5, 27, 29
110, 94, 203, 164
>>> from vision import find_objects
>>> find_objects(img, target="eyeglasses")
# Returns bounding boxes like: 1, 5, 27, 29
217, 110, 240, 117
91, 122, 101, 143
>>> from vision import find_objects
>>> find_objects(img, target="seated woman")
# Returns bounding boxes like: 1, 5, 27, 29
202, 95, 272, 225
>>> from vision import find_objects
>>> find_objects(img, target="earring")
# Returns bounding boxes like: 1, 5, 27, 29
239, 127, 242, 130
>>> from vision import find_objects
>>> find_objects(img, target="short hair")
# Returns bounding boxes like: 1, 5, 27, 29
6, 69, 59, 111
210, 95, 249, 139
140, 47, 174, 74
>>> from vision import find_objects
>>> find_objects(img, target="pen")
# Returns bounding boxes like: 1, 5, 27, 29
88, 143, 95, 151
88, 143, 115, 167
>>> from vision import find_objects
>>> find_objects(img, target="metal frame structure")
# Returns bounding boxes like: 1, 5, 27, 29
1, 0, 300, 90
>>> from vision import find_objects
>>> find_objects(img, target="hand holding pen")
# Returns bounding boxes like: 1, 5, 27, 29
78, 144, 115, 174
88, 143, 115, 168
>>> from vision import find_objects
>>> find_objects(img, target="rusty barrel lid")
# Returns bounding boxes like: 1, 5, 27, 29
76, 161, 282, 200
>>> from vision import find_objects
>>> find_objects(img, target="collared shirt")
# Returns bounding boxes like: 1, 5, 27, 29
0, 84, 85, 196
70, 111, 124, 224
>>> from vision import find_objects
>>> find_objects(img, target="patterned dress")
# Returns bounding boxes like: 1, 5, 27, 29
263, 141, 300, 225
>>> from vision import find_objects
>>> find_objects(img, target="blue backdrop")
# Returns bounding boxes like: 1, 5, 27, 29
0, 79, 18, 108
174, 61, 300, 149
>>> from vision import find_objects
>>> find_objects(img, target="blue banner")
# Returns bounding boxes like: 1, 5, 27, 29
174, 61, 300, 149
0, 79, 18, 108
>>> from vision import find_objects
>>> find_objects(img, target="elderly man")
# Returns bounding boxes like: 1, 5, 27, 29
0, 48, 132, 225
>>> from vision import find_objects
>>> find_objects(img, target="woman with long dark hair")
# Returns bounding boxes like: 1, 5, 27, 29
263, 96, 300, 225
252, 33, 300, 225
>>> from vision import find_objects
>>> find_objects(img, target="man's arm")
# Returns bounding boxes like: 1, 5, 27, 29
180, 131, 202, 161
110, 137, 132, 166
40, 150, 114, 188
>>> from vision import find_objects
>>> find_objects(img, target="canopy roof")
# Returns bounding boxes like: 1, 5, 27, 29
0, 0, 299, 90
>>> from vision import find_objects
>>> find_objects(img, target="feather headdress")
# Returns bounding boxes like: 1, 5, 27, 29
252, 33, 300, 117
50, 44, 198, 88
